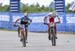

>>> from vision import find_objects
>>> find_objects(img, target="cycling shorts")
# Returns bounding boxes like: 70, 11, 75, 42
20, 21, 28, 24
20, 24, 28, 30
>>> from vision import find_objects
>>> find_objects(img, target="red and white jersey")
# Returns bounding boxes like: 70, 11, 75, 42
49, 17, 54, 23
44, 16, 59, 24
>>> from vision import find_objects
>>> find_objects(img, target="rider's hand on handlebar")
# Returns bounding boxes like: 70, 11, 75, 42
43, 23, 48, 25
43, 23, 45, 24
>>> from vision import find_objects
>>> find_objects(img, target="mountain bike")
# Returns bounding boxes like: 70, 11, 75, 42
49, 23, 56, 46
14, 24, 26, 47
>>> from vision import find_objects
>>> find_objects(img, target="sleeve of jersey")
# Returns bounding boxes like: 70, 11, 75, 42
54, 17, 59, 23
20, 17, 24, 21
27, 18, 31, 21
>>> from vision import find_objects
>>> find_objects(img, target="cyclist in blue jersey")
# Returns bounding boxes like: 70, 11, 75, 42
14, 13, 32, 42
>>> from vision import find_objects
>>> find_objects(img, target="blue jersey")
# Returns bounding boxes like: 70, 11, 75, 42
20, 17, 31, 25
20, 17, 31, 21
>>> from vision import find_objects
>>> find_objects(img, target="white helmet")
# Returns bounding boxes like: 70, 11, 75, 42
52, 11, 56, 16
24, 12, 28, 16
49, 11, 56, 17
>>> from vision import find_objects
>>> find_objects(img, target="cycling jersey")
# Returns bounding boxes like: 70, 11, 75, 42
49, 17, 54, 23
44, 16, 59, 24
20, 16, 31, 25
19, 16, 31, 30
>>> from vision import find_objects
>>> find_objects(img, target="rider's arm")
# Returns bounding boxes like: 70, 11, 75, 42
58, 17, 60, 23
27, 18, 32, 23
55, 16, 61, 24
14, 18, 20, 24
29, 18, 32, 23
29, 19, 32, 23
43, 16, 47, 24
56, 17, 60, 23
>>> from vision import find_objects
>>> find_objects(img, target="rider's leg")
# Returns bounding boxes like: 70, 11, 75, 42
20, 25, 25, 41
48, 24, 51, 40
25, 28, 28, 43
24, 25, 28, 43
20, 29, 24, 41
54, 25, 57, 39
18, 25, 20, 37
25, 25, 28, 40
25, 29, 28, 40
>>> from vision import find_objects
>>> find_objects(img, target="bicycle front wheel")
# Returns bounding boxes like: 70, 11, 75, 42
22, 34, 26, 47
50, 28, 56, 46
52, 36, 56, 46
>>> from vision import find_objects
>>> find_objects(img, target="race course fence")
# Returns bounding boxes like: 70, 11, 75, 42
0, 12, 75, 32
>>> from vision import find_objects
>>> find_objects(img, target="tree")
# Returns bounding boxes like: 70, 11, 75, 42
3, 5, 9, 12
1, 3, 74, 13
36, 2, 40, 8
66, 3, 73, 13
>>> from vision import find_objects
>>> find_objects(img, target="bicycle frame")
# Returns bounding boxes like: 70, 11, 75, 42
14, 24, 27, 47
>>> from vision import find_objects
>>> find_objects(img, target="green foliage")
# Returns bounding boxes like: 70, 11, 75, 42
0, 2, 74, 13
20, 3, 50, 13
0, 4, 9, 12
66, 3, 73, 13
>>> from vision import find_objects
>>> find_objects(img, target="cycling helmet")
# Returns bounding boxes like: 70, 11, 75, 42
24, 12, 28, 16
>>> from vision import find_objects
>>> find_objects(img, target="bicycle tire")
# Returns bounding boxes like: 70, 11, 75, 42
23, 37, 26, 47
22, 33, 26, 47
52, 36, 56, 46
50, 27, 56, 46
